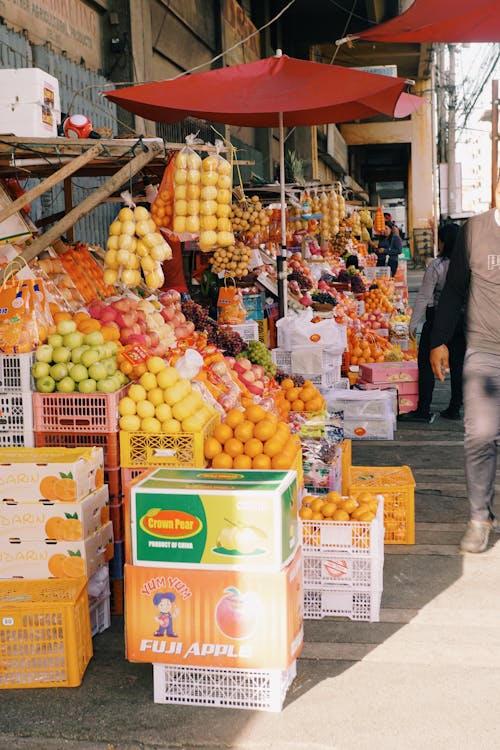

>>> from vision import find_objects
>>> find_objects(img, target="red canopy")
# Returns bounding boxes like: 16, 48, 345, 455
348, 0, 500, 43
105, 54, 422, 126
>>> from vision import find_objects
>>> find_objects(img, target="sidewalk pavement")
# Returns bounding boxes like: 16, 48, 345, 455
3, 269, 500, 750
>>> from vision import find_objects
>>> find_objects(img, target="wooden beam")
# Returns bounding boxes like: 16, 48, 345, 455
0, 143, 102, 224
64, 178, 74, 242
0, 142, 164, 284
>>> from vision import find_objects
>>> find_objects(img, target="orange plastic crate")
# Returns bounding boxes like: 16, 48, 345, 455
109, 502, 125, 542
110, 577, 124, 615
0, 578, 92, 689
35, 430, 120, 469
105, 467, 122, 503
341, 439, 352, 495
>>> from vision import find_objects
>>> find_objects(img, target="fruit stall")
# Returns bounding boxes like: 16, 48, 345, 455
0, 133, 416, 711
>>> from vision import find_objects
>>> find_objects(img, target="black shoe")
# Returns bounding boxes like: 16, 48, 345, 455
440, 407, 461, 420
398, 410, 436, 424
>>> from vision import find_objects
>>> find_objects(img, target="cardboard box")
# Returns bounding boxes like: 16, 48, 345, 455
359, 362, 418, 384
0, 485, 109, 542
130, 468, 299, 572
357, 378, 417, 396
124, 547, 303, 670
0, 521, 113, 579
0, 447, 104, 503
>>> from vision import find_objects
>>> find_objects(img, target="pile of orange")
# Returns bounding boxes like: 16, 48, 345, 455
278, 378, 324, 414
204, 404, 301, 470
363, 286, 394, 314
299, 490, 378, 522
347, 328, 392, 366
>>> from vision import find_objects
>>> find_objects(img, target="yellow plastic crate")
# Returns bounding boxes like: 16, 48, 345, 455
119, 414, 219, 468
0, 578, 92, 689
348, 465, 415, 545
341, 439, 352, 495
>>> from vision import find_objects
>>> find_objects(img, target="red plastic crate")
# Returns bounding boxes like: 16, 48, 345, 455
32, 388, 127, 433
105, 467, 122, 503
109, 502, 125, 542
110, 577, 124, 615
34, 430, 120, 469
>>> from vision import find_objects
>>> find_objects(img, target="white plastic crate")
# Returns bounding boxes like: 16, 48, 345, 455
303, 587, 382, 621
89, 594, 111, 637
344, 417, 394, 440
0, 429, 34, 447
325, 390, 394, 419
301, 498, 384, 555
272, 348, 342, 387
0, 392, 33, 433
303, 552, 383, 590
153, 661, 297, 712
363, 266, 391, 280
0, 353, 34, 392
229, 321, 259, 343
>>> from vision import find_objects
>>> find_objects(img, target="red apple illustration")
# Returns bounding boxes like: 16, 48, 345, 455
215, 586, 259, 640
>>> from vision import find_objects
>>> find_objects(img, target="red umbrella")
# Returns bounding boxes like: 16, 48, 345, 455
106, 52, 423, 315
342, 0, 500, 43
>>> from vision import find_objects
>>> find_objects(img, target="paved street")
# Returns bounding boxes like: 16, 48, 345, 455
2, 270, 500, 749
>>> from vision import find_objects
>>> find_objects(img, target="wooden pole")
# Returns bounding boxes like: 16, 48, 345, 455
0, 143, 102, 224
0, 142, 164, 284
64, 178, 74, 242
491, 79, 498, 208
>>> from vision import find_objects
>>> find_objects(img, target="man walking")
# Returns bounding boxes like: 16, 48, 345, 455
430, 178, 500, 553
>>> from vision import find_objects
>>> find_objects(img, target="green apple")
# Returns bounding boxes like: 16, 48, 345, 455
88, 362, 107, 381
56, 376, 76, 393
78, 378, 97, 393
102, 357, 117, 375
36, 375, 56, 393
71, 345, 88, 364
52, 346, 71, 364
63, 331, 84, 350
56, 319, 77, 336
114, 371, 128, 386
50, 363, 69, 381
84, 331, 105, 347
106, 341, 118, 356
48, 334, 63, 348
69, 363, 89, 383
81, 349, 100, 368
32, 361, 50, 379
97, 377, 117, 393
35, 344, 53, 363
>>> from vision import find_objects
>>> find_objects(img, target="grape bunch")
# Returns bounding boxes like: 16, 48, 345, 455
274, 370, 305, 387
312, 291, 338, 306
288, 269, 314, 291
243, 339, 277, 377
182, 300, 215, 330
350, 274, 366, 294
209, 325, 246, 356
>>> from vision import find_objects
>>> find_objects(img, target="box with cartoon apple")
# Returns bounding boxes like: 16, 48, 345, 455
124, 546, 303, 670
129, 468, 299, 572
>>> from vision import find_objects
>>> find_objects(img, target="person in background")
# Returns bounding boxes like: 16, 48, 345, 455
375, 224, 391, 267
386, 224, 402, 277
430, 177, 500, 553
399, 222, 464, 423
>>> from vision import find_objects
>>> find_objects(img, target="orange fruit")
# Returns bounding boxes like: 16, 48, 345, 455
252, 453, 271, 469
311, 512, 324, 520
299, 506, 313, 520
212, 452, 233, 469
232, 454, 252, 469
307, 397, 323, 412
326, 491, 342, 504
233, 420, 254, 443
275, 422, 290, 439
53, 311, 72, 324
244, 437, 264, 458
301, 495, 316, 507
299, 386, 316, 403
224, 408, 245, 429
253, 420, 275, 442
213, 423, 233, 445
263, 437, 282, 457
291, 399, 305, 412
341, 498, 359, 514
310, 497, 325, 513
204, 436, 223, 460
333, 509, 350, 521
321, 502, 337, 518
244, 405, 267, 424
285, 387, 301, 402
224, 437, 244, 458
281, 378, 294, 390
271, 454, 292, 470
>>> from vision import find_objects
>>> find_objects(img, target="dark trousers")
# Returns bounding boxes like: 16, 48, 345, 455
417, 307, 466, 415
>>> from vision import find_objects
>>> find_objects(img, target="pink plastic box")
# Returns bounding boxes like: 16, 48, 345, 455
359, 362, 418, 384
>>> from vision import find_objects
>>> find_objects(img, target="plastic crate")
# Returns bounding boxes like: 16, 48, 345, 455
0, 392, 33, 433
343, 417, 394, 441
303, 587, 382, 622
301, 498, 384, 555
341, 439, 352, 495
228, 321, 259, 343
0, 578, 93, 688
109, 540, 124, 580
34, 430, 120, 469
271, 348, 342, 379
32, 387, 127, 433
303, 552, 383, 590
119, 414, 219, 468
363, 266, 391, 280
110, 577, 124, 615
89, 593, 111, 637
120, 467, 152, 505
0, 429, 34, 447
109, 502, 125, 542
349, 465, 415, 545
153, 661, 296, 712
0, 353, 34, 392
105, 467, 122, 503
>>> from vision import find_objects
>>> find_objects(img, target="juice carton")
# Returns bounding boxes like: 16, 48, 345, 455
124, 546, 303, 670
0, 521, 113, 579
0, 484, 109, 542
0, 447, 104, 503
129, 468, 299, 572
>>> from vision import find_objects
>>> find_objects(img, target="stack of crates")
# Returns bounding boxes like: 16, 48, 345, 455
32, 389, 126, 614
0, 353, 35, 447
301, 499, 384, 622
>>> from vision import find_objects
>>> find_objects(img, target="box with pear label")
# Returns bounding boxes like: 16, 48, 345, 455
124, 546, 303, 669
130, 468, 299, 572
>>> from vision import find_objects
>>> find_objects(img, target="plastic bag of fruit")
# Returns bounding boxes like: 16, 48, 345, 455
150, 153, 175, 230
172, 135, 203, 239
198, 140, 234, 253
217, 277, 246, 325
0, 277, 42, 353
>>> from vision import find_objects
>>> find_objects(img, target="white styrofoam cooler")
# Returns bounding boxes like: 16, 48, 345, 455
0, 68, 61, 137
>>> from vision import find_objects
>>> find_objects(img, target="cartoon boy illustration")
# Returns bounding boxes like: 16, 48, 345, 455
153, 591, 178, 637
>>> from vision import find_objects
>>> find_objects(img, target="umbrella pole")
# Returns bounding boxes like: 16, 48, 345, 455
277, 111, 288, 318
